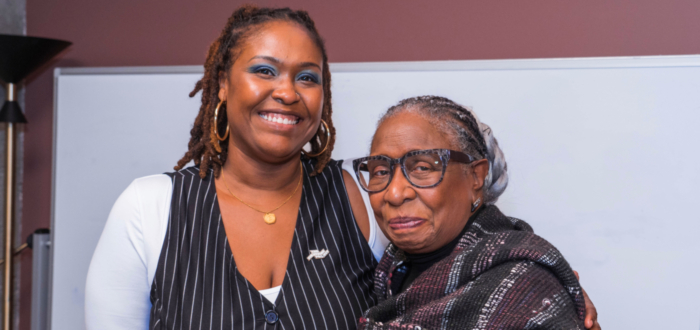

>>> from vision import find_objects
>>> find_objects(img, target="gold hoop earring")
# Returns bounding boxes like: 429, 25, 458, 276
211, 99, 230, 153
302, 119, 330, 158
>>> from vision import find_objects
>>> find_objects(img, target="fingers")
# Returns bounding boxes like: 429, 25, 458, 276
586, 319, 601, 330
582, 288, 600, 329
576, 270, 599, 329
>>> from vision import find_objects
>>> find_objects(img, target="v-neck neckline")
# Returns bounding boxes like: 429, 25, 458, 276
213, 161, 308, 307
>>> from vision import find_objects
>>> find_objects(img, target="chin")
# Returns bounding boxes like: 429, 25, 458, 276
261, 147, 302, 162
388, 231, 431, 253
394, 240, 430, 254
253, 138, 304, 160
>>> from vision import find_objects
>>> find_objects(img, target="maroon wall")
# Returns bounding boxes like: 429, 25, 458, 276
21, 0, 700, 328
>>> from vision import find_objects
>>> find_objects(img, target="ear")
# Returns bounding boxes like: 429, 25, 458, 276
218, 76, 228, 101
470, 159, 489, 191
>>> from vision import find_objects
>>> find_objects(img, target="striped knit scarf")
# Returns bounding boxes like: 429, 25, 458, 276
359, 205, 586, 329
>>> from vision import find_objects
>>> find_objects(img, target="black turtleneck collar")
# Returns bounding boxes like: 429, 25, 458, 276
395, 205, 485, 294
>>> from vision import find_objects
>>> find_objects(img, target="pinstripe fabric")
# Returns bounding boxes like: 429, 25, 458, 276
149, 158, 378, 329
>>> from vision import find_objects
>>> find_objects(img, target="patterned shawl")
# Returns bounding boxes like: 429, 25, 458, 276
359, 205, 586, 329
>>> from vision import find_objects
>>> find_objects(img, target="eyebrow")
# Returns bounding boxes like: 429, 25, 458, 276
299, 62, 322, 70
248, 55, 321, 70
249, 55, 280, 64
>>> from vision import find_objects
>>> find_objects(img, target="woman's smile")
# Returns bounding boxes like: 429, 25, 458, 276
257, 109, 303, 133
259, 111, 301, 126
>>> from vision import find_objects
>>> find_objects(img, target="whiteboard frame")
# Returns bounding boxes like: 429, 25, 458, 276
50, 54, 700, 329
54, 54, 700, 78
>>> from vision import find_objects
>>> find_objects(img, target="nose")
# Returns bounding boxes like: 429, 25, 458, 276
383, 166, 416, 206
271, 76, 300, 105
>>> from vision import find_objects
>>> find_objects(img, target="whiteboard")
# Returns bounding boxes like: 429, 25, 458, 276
52, 56, 700, 330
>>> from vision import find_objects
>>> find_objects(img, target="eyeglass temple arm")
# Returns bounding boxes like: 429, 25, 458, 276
449, 150, 476, 164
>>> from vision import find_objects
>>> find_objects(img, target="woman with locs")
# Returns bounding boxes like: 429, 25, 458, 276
85, 6, 600, 330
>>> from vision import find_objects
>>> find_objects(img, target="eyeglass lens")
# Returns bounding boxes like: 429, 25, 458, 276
357, 152, 444, 192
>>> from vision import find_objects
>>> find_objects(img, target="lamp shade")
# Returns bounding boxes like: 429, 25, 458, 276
0, 34, 71, 123
0, 101, 25, 123
0, 34, 71, 83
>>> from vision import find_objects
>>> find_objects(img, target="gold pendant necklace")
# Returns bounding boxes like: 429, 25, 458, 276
220, 161, 303, 225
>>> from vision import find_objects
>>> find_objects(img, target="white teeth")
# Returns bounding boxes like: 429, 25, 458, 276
260, 113, 298, 125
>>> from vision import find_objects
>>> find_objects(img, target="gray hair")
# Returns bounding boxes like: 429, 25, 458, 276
376, 96, 509, 204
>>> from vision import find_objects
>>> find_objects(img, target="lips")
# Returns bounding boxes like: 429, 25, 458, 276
259, 111, 301, 125
387, 217, 426, 230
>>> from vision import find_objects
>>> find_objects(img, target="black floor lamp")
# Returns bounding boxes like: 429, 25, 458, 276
0, 34, 70, 330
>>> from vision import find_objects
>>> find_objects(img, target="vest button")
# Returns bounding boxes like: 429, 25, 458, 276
265, 310, 279, 324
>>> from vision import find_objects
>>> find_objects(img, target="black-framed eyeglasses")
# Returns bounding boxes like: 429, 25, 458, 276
352, 149, 476, 193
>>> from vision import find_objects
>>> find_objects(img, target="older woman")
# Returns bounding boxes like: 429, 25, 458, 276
354, 96, 588, 329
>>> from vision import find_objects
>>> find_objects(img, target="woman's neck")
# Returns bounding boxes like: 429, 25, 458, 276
221, 144, 303, 192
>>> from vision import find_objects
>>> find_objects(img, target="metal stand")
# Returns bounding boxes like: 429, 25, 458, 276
2, 84, 16, 330
0, 33, 71, 330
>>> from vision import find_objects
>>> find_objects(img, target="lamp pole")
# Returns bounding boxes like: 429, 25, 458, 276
0, 34, 70, 330
2, 83, 16, 330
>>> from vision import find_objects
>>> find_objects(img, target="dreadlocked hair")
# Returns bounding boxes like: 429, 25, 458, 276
376, 96, 509, 205
174, 5, 335, 179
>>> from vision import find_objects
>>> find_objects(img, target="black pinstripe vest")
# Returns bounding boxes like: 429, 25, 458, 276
149, 158, 378, 329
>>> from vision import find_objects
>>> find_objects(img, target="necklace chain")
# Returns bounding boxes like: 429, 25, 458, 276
220, 161, 303, 224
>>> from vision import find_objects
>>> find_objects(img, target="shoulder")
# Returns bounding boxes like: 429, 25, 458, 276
105, 173, 173, 279
468, 260, 586, 328
130, 173, 173, 196
464, 206, 559, 262
116, 174, 173, 226
162, 166, 219, 198
468, 205, 534, 235
325, 158, 343, 168
305, 156, 343, 175
302, 157, 351, 191
458, 206, 585, 320
109, 174, 172, 223
464, 208, 573, 284
127, 172, 173, 228
163, 166, 205, 180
